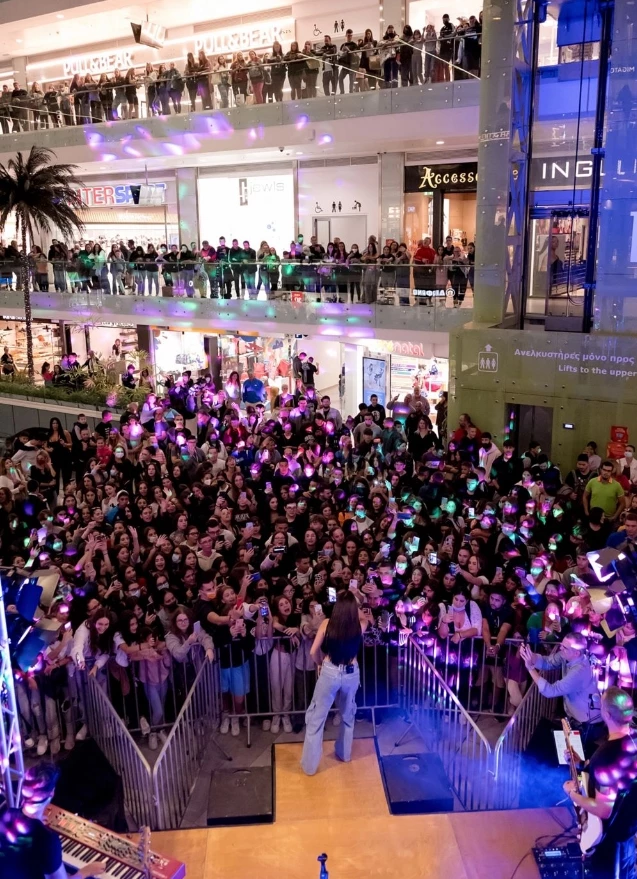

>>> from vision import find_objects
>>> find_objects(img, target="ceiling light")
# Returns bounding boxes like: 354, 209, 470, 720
436, 140, 445, 145
56, 13, 64, 18
16, 39, 23, 43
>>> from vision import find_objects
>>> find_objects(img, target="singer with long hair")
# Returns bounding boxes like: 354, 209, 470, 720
301, 590, 368, 775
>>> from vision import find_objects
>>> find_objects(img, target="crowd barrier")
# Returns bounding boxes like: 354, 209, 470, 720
421, 635, 547, 719
81, 671, 156, 829
0, 35, 480, 134
3, 260, 473, 307
222, 636, 402, 745
152, 658, 222, 830
403, 636, 495, 810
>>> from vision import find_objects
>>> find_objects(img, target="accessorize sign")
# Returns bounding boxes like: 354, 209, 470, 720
404, 163, 478, 192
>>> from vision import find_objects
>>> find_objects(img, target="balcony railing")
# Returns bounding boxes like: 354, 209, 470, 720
0, 36, 480, 136
0, 260, 473, 333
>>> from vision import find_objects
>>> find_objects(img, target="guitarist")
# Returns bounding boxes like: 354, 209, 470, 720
563, 687, 637, 879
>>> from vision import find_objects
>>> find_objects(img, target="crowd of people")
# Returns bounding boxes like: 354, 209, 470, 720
3, 357, 636, 762
0, 16, 482, 132
0, 234, 475, 305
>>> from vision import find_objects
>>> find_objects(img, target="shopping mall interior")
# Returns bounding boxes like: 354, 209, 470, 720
1, 0, 637, 877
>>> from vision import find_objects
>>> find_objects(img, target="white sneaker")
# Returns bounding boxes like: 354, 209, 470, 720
282, 716, 292, 733
262, 719, 271, 731
76, 724, 88, 741
140, 717, 151, 736
219, 716, 230, 735
270, 716, 280, 734
64, 733, 75, 751
332, 713, 341, 727
37, 735, 48, 756
148, 733, 158, 751
24, 737, 35, 749
158, 730, 167, 745
230, 717, 240, 737
50, 738, 61, 756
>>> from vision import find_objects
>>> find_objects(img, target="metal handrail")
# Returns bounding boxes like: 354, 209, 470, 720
151, 657, 221, 830
82, 672, 156, 828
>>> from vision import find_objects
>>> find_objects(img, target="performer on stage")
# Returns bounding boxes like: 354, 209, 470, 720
563, 687, 637, 879
301, 590, 368, 775
520, 633, 603, 756
0, 763, 107, 879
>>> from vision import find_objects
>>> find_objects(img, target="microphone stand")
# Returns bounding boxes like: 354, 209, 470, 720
318, 853, 329, 878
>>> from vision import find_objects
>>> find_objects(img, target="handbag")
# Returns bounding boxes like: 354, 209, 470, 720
369, 55, 381, 71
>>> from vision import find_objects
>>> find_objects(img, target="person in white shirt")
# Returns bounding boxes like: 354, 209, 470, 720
617, 444, 637, 485
12, 437, 43, 475
478, 432, 501, 477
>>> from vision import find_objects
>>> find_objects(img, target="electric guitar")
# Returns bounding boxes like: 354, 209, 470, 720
561, 718, 604, 854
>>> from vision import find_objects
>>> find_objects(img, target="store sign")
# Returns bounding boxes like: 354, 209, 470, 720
368, 339, 427, 357
530, 154, 637, 189
194, 17, 295, 56
404, 163, 478, 193
414, 288, 453, 299
72, 183, 167, 207
63, 51, 134, 78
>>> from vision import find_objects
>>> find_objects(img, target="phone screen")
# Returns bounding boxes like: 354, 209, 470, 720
468, 507, 475, 518
328, 586, 337, 603
428, 552, 438, 565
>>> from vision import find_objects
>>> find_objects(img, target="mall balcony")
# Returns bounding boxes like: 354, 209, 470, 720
0, 66, 479, 168
0, 262, 472, 341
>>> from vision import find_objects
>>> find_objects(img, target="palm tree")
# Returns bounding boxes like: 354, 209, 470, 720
0, 147, 84, 381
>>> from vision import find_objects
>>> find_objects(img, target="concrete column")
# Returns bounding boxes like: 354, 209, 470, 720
175, 167, 200, 247
379, 152, 404, 244
595, 0, 637, 332
13, 58, 27, 88
380, 0, 404, 35
473, 0, 533, 326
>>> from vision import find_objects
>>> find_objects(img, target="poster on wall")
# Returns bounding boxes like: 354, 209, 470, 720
362, 356, 387, 406
154, 330, 207, 378
198, 173, 294, 255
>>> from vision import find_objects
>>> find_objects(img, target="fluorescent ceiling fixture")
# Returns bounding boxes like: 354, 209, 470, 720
436, 140, 445, 145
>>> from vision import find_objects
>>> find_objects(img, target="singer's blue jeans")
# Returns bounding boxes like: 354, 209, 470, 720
301, 659, 359, 775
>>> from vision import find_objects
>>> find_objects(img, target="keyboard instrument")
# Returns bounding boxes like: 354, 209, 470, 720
45, 805, 185, 879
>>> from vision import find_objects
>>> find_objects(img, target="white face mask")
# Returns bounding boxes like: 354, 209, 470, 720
626, 451, 634, 460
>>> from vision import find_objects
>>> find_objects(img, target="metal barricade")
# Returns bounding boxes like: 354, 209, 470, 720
152, 657, 221, 830
491, 670, 560, 810
426, 636, 556, 719
222, 635, 402, 744
81, 671, 155, 828
403, 637, 495, 810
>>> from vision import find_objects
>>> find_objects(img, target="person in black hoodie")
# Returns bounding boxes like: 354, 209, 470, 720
284, 42, 306, 100
319, 35, 337, 96
43, 85, 60, 127
265, 41, 286, 102
178, 244, 195, 297
228, 239, 244, 298
338, 30, 359, 94
242, 240, 257, 299
398, 26, 414, 87
10, 81, 28, 132
98, 73, 113, 121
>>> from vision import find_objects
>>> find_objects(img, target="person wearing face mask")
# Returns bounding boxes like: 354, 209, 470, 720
617, 444, 637, 486
380, 26, 399, 88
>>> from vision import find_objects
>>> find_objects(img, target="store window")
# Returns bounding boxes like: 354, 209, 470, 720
0, 319, 62, 379
404, 162, 477, 251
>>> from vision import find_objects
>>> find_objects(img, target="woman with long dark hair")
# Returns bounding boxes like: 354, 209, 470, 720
301, 589, 367, 775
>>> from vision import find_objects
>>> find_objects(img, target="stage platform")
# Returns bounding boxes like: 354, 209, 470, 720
153, 739, 573, 879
